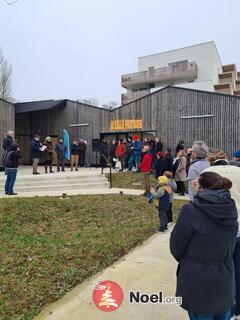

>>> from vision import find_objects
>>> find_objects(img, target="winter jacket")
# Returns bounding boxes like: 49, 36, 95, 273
43, 141, 54, 161
115, 143, 126, 158
30, 139, 42, 159
152, 185, 171, 211
126, 141, 134, 157
55, 142, 66, 159
3, 135, 14, 151
167, 179, 177, 203
78, 141, 87, 153
187, 158, 210, 201
71, 144, 80, 156
5, 150, 21, 168
109, 143, 117, 157
161, 153, 173, 173
153, 156, 164, 178
170, 189, 238, 315
203, 165, 240, 216
133, 141, 142, 157
139, 152, 152, 172
175, 156, 187, 182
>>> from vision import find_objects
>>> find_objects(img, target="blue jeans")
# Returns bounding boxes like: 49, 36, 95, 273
188, 307, 231, 320
158, 209, 168, 230
5, 168, 17, 194
234, 240, 240, 315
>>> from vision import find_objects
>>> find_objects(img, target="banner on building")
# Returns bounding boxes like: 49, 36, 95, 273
110, 119, 143, 131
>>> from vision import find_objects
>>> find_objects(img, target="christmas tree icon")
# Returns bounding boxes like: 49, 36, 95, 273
99, 283, 118, 309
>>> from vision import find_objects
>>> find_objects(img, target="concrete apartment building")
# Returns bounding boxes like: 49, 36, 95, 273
121, 41, 240, 104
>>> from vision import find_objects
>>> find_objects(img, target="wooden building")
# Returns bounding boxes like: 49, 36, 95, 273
106, 86, 240, 157
15, 100, 110, 164
1, 85, 239, 165
0, 98, 15, 162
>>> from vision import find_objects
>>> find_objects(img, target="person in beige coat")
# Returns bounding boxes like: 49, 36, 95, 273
175, 150, 187, 196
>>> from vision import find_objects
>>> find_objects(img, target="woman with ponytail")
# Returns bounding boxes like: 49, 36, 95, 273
170, 172, 238, 320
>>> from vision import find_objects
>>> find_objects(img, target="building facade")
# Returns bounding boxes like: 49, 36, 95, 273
121, 41, 240, 104
0, 98, 15, 162
11, 86, 240, 165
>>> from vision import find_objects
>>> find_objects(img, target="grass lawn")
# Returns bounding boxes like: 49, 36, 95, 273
0, 195, 186, 320
106, 172, 157, 189
106, 172, 189, 193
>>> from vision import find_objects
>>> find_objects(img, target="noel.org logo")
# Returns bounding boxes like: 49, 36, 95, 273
92, 280, 124, 312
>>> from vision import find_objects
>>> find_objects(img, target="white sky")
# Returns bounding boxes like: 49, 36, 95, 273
0, 0, 239, 105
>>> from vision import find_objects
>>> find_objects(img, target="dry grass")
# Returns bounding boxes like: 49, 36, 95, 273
0, 195, 186, 320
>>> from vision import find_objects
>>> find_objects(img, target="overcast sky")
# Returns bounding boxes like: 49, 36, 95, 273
0, 0, 239, 105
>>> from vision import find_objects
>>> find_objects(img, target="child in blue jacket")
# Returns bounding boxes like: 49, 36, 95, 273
151, 176, 172, 232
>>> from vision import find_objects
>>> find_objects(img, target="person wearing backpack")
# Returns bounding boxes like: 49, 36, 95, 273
4, 143, 21, 196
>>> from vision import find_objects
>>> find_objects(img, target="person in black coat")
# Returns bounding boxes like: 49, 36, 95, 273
161, 148, 173, 174
170, 172, 238, 320
153, 151, 164, 178
109, 139, 117, 168
30, 134, 42, 175
100, 140, 109, 168
155, 137, 163, 152
4, 143, 21, 195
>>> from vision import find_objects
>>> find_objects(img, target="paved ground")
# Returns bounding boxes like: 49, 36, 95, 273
34, 229, 187, 320
0, 166, 189, 200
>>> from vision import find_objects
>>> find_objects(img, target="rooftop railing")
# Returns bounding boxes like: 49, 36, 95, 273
122, 61, 198, 89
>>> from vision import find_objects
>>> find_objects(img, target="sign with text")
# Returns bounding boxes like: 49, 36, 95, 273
110, 119, 143, 131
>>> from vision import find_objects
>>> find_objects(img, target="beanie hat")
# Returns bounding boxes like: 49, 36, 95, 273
133, 134, 139, 141
234, 149, 240, 158
158, 176, 168, 185
192, 141, 209, 159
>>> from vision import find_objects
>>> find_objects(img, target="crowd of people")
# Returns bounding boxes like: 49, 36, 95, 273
2, 130, 240, 320
146, 140, 240, 320
1, 131, 88, 195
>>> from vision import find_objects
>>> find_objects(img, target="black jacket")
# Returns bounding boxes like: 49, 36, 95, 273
3, 135, 14, 151
71, 144, 80, 155
161, 153, 173, 173
6, 150, 21, 168
170, 189, 238, 315
31, 139, 42, 158
55, 142, 66, 159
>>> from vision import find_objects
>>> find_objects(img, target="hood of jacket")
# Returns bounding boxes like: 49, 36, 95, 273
193, 189, 238, 226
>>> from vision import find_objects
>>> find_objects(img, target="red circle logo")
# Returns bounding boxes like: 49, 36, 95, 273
92, 280, 124, 312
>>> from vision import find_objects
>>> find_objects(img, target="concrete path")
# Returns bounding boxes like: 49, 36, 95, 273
0, 165, 189, 200
34, 229, 187, 320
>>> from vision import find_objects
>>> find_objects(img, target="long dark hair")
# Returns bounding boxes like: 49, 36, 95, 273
198, 172, 232, 190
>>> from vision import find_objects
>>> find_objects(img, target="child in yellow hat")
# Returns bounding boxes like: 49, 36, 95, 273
151, 175, 172, 232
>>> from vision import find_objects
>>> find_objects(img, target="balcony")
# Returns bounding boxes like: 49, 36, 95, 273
121, 61, 198, 89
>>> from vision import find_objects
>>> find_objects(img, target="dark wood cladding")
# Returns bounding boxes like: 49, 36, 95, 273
15, 102, 110, 164
14, 86, 240, 164
111, 87, 240, 157
0, 99, 15, 161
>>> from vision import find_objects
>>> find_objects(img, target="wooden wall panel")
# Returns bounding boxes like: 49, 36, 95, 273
0, 99, 15, 163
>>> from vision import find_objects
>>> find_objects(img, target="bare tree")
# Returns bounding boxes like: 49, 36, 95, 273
77, 98, 99, 106
0, 49, 13, 101
102, 101, 119, 110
